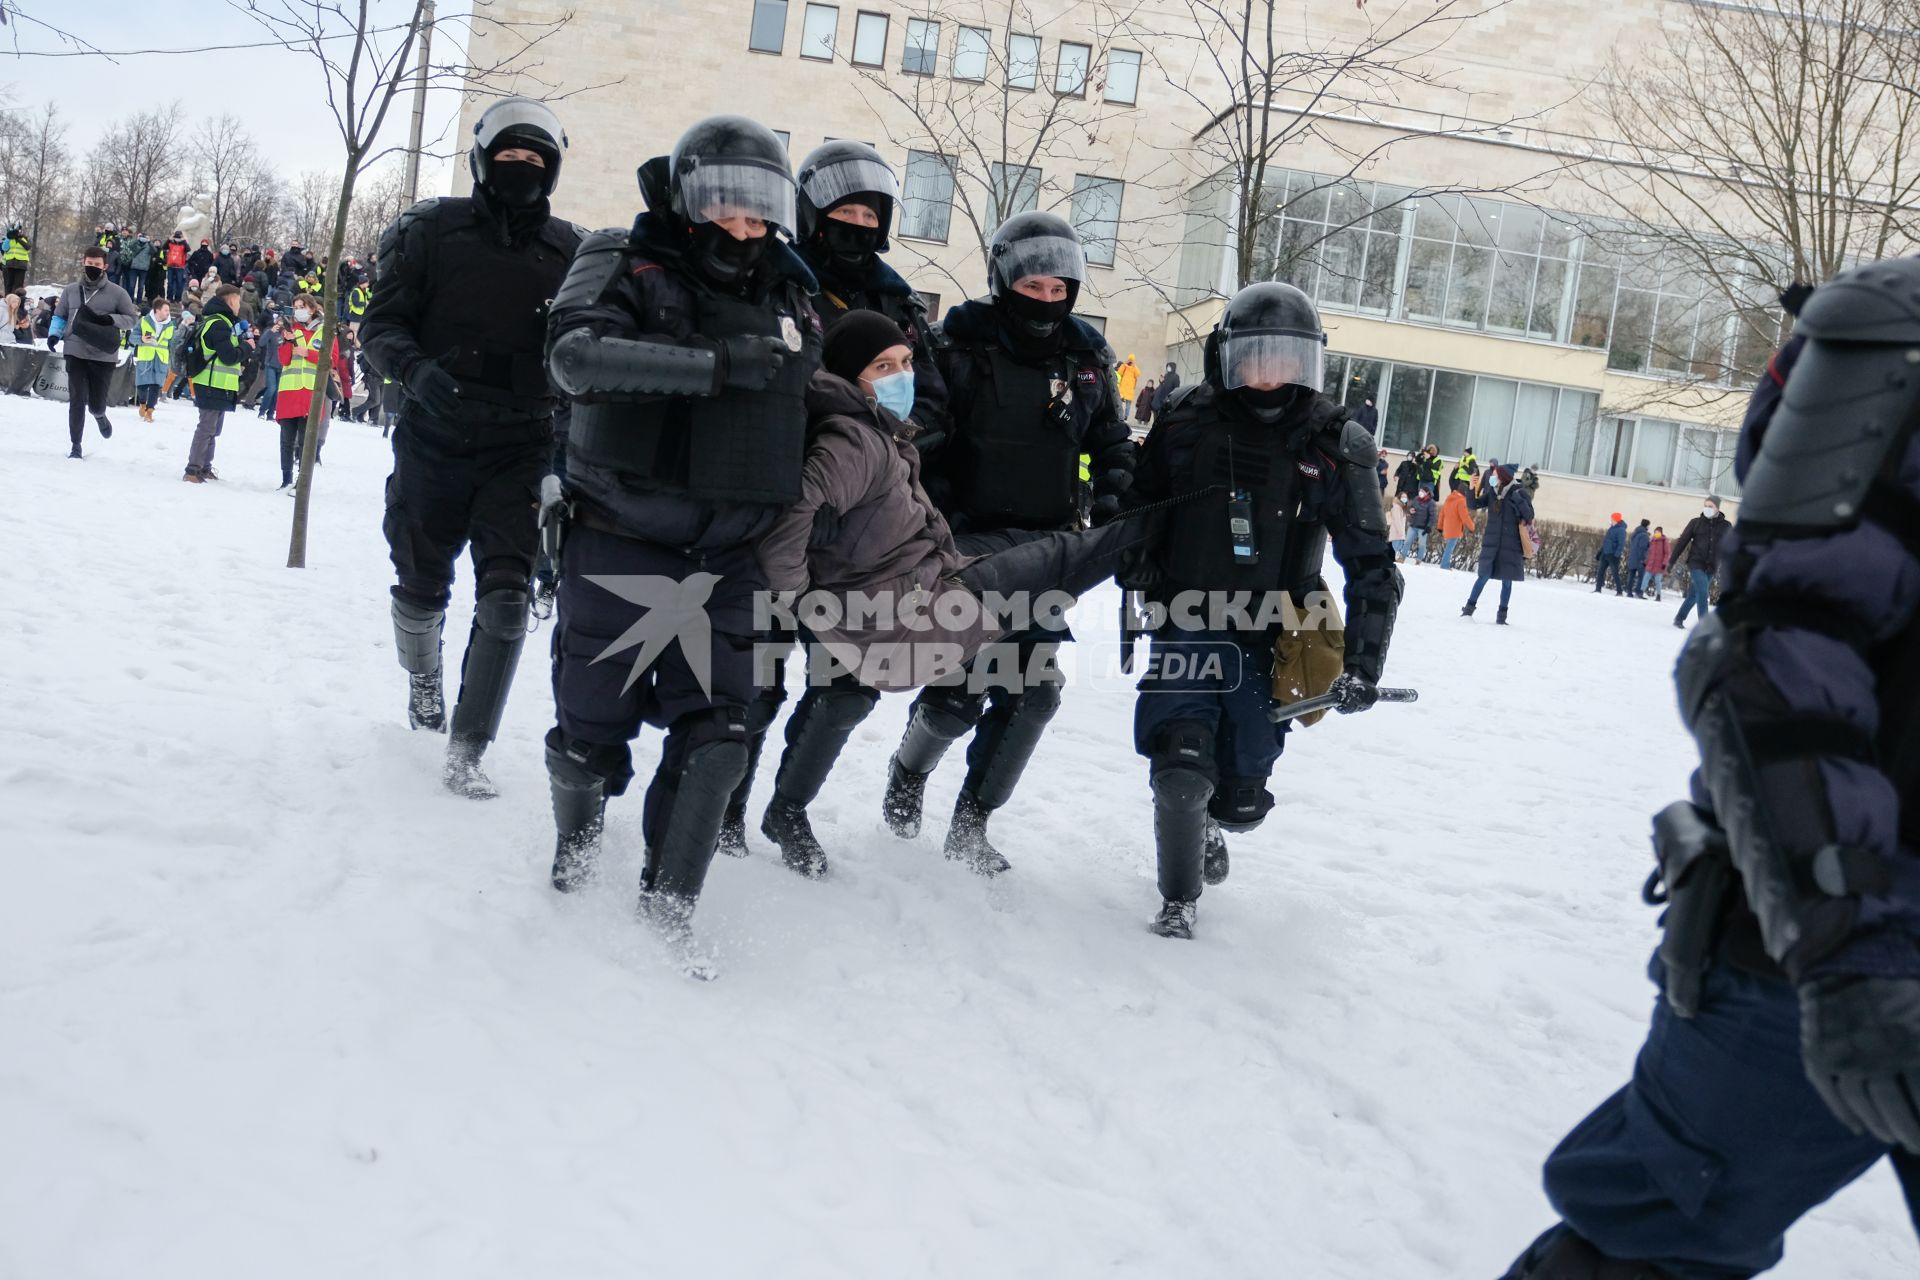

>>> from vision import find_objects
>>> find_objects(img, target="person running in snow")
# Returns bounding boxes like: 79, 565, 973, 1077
49, 244, 136, 459
1460, 464, 1532, 624
1120, 281, 1400, 939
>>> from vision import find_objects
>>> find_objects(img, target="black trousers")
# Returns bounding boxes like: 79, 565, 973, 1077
381, 418, 548, 612
64, 356, 113, 447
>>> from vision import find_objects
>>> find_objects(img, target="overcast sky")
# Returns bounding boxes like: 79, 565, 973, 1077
0, 3, 469, 195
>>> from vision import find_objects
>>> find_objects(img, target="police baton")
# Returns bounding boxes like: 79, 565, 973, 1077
1266, 686, 1419, 723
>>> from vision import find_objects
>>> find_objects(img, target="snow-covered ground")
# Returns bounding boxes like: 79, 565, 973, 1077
2, 394, 1911, 1279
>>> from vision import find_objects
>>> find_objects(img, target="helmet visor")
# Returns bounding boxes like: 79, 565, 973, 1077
801, 156, 899, 211
994, 233, 1086, 287
680, 158, 797, 233
1221, 333, 1325, 392
476, 99, 566, 154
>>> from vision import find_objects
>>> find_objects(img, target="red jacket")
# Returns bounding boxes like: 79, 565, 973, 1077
1645, 533, 1672, 575
164, 239, 188, 269
275, 323, 323, 422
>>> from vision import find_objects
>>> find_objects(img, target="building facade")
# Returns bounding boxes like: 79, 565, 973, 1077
465, 0, 1829, 527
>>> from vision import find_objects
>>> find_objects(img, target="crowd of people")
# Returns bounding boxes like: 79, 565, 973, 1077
1587, 499, 1730, 627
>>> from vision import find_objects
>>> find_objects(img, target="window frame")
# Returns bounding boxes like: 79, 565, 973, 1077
1055, 40, 1091, 96
1069, 173, 1124, 268
953, 24, 991, 81
898, 148, 956, 243
850, 10, 888, 67
902, 17, 940, 75
747, 0, 788, 54
1104, 48, 1142, 105
1007, 33, 1041, 90
798, 2, 838, 62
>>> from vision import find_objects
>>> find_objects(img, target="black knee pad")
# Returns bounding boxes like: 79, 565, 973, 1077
1148, 719, 1219, 788
473, 587, 530, 641
544, 726, 634, 796
1150, 765, 1214, 811
809, 683, 880, 731
919, 681, 987, 731
744, 673, 790, 737
1011, 679, 1063, 720
1209, 775, 1274, 832
674, 704, 752, 753
1499, 1226, 1676, 1280
390, 596, 445, 675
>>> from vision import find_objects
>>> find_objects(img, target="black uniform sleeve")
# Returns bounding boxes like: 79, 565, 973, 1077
904, 301, 951, 443
358, 199, 440, 385
546, 230, 738, 401
1323, 419, 1402, 683
1083, 356, 1138, 501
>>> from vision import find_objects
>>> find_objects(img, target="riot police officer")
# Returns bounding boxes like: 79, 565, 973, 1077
540, 115, 821, 969
1124, 283, 1401, 938
361, 98, 584, 798
879, 211, 1137, 875
1500, 260, 1920, 1277
718, 139, 948, 864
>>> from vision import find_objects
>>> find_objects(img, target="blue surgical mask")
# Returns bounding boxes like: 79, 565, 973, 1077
870, 371, 915, 422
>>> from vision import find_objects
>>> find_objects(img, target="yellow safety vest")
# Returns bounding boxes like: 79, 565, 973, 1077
191, 315, 242, 394
136, 315, 174, 363
279, 325, 322, 396
1452, 452, 1477, 484
347, 284, 368, 320
2, 237, 28, 265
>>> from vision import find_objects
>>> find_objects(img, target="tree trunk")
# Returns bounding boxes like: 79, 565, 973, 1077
286, 165, 360, 569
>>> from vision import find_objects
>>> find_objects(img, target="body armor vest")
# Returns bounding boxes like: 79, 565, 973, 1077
414, 198, 573, 423
570, 276, 816, 506
953, 347, 1085, 529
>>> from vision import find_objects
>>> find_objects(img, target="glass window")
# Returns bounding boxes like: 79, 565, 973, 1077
1570, 260, 1617, 350
1649, 293, 1701, 376
1470, 377, 1518, 462
903, 18, 938, 74
1357, 230, 1397, 313
749, 0, 787, 53
1070, 175, 1123, 267
1008, 34, 1041, 88
1730, 306, 1781, 386
1529, 258, 1569, 341
1549, 392, 1598, 474
1445, 245, 1493, 328
800, 3, 837, 59
1675, 426, 1719, 492
851, 10, 887, 66
1316, 225, 1364, 310
898, 150, 953, 241
1486, 251, 1534, 333
1427, 371, 1475, 456
1592, 417, 1634, 479
1458, 199, 1501, 249
1712, 434, 1742, 499
1340, 357, 1385, 414
1633, 417, 1678, 486
1383, 365, 1432, 451
1497, 205, 1543, 255
1404, 239, 1450, 322
1609, 289, 1655, 373
1106, 49, 1142, 104
916, 291, 941, 320
990, 162, 1041, 219
1510, 384, 1556, 469
954, 26, 990, 80
1056, 41, 1090, 95
772, 130, 791, 154
1076, 313, 1106, 334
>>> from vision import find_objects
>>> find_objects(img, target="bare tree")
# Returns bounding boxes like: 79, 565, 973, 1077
1581, 0, 1920, 402
90, 105, 185, 235
288, 169, 339, 249
0, 103, 69, 282
192, 115, 277, 245
849, 0, 1156, 298
220, 0, 596, 568
344, 164, 411, 260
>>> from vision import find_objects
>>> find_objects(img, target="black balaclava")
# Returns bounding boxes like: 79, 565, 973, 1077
1237, 384, 1310, 423
690, 222, 770, 290
817, 207, 884, 276
488, 158, 547, 210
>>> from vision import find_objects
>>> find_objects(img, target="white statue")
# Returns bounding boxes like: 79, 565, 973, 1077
175, 194, 213, 245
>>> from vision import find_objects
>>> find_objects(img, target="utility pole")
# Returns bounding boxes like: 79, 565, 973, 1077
402, 0, 436, 204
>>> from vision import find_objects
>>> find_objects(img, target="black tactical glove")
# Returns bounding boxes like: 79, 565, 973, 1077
1327, 669, 1379, 715
1089, 493, 1122, 526
406, 358, 464, 420
713, 334, 787, 392
808, 505, 842, 549
46, 332, 60, 351
1800, 973, 1920, 1152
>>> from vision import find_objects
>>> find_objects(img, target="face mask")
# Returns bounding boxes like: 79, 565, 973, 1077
83, 264, 104, 282
1001, 290, 1072, 338
1701, 507, 1716, 519
870, 370, 915, 421
487, 159, 547, 210
293, 308, 311, 324
1237, 384, 1305, 422
820, 220, 883, 271
690, 221, 770, 288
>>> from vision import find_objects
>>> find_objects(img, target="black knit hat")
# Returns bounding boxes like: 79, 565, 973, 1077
822, 309, 910, 383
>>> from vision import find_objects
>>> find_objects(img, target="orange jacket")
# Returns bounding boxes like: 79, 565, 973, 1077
1438, 489, 1474, 540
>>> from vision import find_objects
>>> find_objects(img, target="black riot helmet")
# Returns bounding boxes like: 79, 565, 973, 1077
1211, 282, 1327, 394
665, 115, 798, 236
796, 140, 898, 248
469, 97, 568, 198
987, 211, 1087, 307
